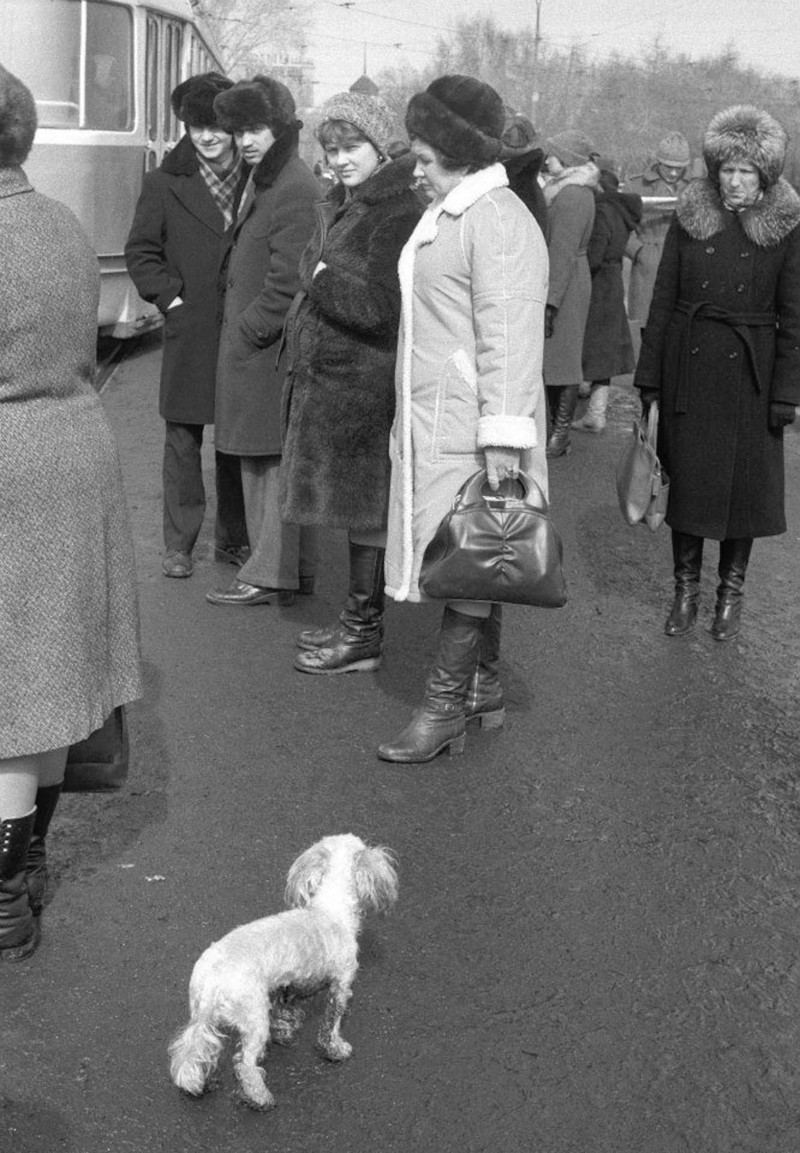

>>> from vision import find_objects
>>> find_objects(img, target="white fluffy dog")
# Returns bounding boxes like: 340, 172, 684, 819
169, 834, 398, 1109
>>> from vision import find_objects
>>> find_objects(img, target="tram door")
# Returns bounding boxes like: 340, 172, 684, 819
144, 12, 183, 174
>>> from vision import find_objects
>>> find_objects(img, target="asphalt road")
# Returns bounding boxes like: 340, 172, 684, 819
2, 338, 799, 1153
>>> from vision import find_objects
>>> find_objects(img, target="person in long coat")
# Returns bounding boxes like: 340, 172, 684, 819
206, 77, 319, 608
280, 92, 422, 675
378, 75, 549, 765
500, 110, 548, 240
541, 129, 599, 457
0, 67, 142, 960
125, 73, 250, 579
634, 105, 800, 641
575, 168, 642, 433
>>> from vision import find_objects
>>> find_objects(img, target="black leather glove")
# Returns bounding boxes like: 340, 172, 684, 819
769, 402, 796, 430
544, 303, 557, 339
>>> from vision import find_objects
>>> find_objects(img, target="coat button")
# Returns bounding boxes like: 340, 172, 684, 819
705, 245, 715, 254
691, 347, 699, 355
737, 284, 745, 292
701, 280, 709, 288
729, 351, 738, 359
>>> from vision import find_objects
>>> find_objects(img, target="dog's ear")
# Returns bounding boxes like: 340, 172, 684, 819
284, 843, 330, 907
353, 846, 398, 914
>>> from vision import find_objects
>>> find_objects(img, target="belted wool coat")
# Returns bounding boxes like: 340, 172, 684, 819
634, 176, 800, 539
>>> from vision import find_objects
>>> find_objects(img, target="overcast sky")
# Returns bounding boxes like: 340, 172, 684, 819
304, 0, 799, 102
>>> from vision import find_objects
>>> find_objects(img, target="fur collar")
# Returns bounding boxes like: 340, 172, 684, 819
677, 176, 800, 248
404, 163, 508, 251
161, 134, 201, 177
503, 148, 545, 183
542, 161, 599, 205
252, 124, 300, 188
326, 153, 417, 209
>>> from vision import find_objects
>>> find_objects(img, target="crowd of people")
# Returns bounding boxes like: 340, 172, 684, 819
2, 55, 799, 961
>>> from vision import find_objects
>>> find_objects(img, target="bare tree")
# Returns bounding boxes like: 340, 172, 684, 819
191, 0, 310, 79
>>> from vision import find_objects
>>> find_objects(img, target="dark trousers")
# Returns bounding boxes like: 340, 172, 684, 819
162, 421, 248, 555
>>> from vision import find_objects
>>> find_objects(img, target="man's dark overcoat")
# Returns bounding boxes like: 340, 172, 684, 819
582, 188, 642, 380
280, 155, 421, 530
634, 176, 800, 539
214, 127, 317, 457
124, 135, 245, 424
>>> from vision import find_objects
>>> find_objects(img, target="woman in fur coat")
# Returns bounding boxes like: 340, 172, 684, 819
634, 105, 800, 641
378, 75, 549, 764
280, 93, 422, 675
541, 130, 600, 457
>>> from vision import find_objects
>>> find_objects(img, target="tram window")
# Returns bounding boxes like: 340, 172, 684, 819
84, 3, 133, 130
146, 18, 160, 142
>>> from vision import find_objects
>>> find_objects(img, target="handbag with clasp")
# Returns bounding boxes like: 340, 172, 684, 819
616, 401, 670, 531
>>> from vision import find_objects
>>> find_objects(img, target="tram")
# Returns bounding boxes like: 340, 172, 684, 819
2, 0, 224, 335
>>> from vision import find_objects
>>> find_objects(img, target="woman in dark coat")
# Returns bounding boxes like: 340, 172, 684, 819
500, 110, 548, 241
575, 168, 642, 432
281, 92, 422, 673
634, 105, 800, 641
125, 73, 249, 578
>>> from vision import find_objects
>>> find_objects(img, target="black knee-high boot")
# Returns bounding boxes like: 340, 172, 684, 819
377, 606, 483, 763
546, 386, 580, 458
26, 784, 62, 917
0, 810, 38, 962
712, 537, 753, 641
664, 531, 704, 636
465, 605, 505, 728
295, 543, 384, 673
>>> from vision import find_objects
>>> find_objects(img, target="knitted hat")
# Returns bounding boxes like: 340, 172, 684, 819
171, 72, 233, 128
545, 129, 597, 168
316, 92, 396, 156
214, 75, 297, 136
501, 111, 538, 157
656, 131, 690, 167
0, 65, 37, 168
405, 74, 505, 167
703, 104, 788, 189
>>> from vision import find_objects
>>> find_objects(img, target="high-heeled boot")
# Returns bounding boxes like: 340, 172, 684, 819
712, 537, 753, 641
0, 809, 39, 962
26, 784, 62, 917
295, 543, 384, 673
377, 606, 483, 763
664, 531, 704, 636
546, 385, 580, 457
465, 605, 505, 728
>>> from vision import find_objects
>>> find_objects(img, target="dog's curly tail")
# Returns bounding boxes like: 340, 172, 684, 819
169, 1017, 224, 1096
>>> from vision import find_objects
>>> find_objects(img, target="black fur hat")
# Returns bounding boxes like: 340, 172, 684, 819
704, 105, 788, 189
171, 72, 232, 127
213, 75, 297, 136
0, 65, 38, 168
405, 74, 504, 167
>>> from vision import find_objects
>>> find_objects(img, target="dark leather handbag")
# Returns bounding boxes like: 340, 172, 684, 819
419, 470, 567, 608
63, 706, 129, 792
616, 402, 670, 531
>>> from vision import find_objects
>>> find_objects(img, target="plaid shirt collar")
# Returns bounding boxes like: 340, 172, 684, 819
197, 154, 243, 230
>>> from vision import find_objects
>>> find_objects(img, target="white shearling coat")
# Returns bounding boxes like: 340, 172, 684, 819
385, 163, 549, 602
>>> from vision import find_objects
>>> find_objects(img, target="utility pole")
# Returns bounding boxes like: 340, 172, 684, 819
531, 0, 543, 122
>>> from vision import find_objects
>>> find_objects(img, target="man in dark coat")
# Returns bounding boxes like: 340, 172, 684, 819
125, 73, 249, 579
206, 76, 318, 607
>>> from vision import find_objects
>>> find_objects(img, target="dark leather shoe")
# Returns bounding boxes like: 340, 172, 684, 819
206, 580, 285, 606
162, 552, 193, 578
214, 545, 251, 566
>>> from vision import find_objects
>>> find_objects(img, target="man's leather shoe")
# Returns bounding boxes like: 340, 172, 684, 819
214, 545, 251, 566
162, 551, 193, 578
206, 579, 286, 606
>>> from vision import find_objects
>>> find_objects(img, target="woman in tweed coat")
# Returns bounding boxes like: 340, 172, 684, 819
0, 68, 142, 960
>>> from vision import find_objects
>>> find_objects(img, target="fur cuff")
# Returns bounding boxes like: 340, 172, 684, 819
477, 414, 538, 450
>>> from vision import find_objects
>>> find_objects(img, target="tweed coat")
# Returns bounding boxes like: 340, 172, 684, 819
634, 176, 800, 539
625, 163, 692, 323
124, 134, 246, 424
582, 188, 642, 380
0, 167, 142, 757
385, 164, 549, 603
280, 155, 421, 530
542, 163, 598, 386
214, 128, 318, 456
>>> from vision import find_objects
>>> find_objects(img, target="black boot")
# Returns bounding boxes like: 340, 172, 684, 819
546, 386, 580, 457
377, 606, 483, 763
295, 543, 384, 674
0, 810, 39, 962
664, 531, 704, 636
712, 537, 753, 641
26, 784, 62, 917
465, 605, 505, 728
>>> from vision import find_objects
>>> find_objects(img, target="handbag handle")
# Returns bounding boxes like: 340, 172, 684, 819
455, 469, 549, 513
645, 400, 659, 446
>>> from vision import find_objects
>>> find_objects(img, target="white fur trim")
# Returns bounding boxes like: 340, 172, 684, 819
439, 162, 508, 217
477, 414, 538, 450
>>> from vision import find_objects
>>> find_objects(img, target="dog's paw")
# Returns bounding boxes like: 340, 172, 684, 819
317, 1037, 353, 1062
233, 1085, 276, 1111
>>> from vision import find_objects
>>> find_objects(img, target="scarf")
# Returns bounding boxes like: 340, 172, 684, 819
197, 154, 243, 230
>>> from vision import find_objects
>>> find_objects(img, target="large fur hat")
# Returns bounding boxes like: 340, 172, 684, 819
171, 72, 232, 128
405, 74, 504, 167
316, 91, 395, 156
0, 65, 38, 168
214, 75, 297, 136
704, 105, 788, 188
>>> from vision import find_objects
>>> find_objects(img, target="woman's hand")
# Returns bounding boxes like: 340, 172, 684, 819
544, 304, 558, 339
484, 447, 521, 491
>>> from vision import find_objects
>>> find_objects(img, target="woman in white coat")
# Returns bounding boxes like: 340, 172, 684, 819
378, 75, 549, 764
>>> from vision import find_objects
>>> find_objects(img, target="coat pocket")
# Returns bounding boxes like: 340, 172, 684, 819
433, 349, 480, 457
